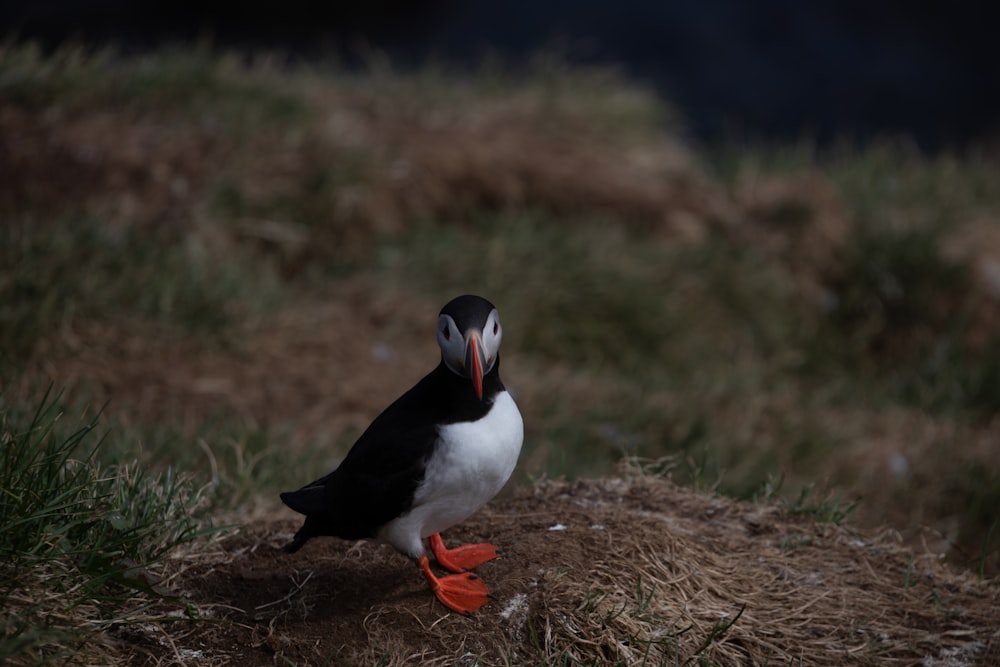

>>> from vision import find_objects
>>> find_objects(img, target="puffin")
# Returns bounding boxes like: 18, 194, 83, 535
280, 294, 524, 614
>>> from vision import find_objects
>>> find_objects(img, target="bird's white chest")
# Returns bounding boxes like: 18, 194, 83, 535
414, 391, 523, 528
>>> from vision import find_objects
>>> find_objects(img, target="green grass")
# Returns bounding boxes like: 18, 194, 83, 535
376, 216, 801, 376
26, 391, 342, 513
0, 389, 217, 665
814, 219, 1000, 417
0, 42, 306, 126
372, 214, 821, 482
783, 483, 859, 526
0, 216, 283, 372
941, 462, 1000, 573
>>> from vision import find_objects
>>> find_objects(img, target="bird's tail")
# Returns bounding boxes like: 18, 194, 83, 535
283, 532, 309, 554
280, 486, 326, 515
281, 487, 326, 553
282, 516, 318, 554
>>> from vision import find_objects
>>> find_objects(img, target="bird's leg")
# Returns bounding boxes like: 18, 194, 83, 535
418, 555, 493, 614
429, 532, 505, 573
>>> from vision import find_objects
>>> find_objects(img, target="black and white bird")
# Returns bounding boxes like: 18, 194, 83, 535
280, 294, 524, 614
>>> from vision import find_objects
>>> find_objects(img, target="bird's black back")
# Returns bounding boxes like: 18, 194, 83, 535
281, 356, 505, 551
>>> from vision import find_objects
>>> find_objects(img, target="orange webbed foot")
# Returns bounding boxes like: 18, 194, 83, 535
418, 556, 494, 614
429, 532, 505, 573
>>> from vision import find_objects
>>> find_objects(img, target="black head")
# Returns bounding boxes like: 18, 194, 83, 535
437, 295, 503, 400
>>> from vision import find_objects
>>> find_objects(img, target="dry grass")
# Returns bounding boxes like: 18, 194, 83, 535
120, 467, 998, 666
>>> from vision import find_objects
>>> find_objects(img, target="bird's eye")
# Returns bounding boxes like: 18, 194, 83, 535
493, 321, 499, 335
441, 326, 451, 340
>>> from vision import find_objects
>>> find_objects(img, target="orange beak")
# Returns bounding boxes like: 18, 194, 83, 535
465, 331, 486, 401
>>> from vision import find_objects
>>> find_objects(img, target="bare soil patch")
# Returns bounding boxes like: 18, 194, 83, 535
124, 475, 998, 666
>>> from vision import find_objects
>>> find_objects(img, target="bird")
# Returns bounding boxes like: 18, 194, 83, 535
280, 294, 524, 615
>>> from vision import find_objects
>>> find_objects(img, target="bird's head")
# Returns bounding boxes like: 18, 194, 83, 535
437, 295, 502, 401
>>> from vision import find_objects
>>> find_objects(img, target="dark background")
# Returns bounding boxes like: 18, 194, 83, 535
2, 0, 997, 150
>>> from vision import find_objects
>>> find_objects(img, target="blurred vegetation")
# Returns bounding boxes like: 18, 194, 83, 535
1, 41, 998, 609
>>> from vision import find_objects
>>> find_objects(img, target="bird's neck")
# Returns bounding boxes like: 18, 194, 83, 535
436, 355, 504, 399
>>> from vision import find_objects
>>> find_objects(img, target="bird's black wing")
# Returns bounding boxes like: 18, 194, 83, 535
280, 368, 447, 545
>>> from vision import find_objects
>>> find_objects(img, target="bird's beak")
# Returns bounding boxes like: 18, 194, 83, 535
465, 330, 486, 401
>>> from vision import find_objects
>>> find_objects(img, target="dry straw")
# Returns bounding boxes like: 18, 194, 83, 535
131, 466, 998, 666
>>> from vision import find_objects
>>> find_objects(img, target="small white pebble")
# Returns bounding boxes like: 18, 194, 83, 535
889, 451, 909, 479
370, 341, 395, 363
547, 524, 567, 531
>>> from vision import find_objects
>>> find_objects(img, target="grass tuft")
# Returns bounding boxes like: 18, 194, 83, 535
783, 483, 859, 526
0, 388, 215, 665
0, 41, 306, 125
825, 222, 966, 363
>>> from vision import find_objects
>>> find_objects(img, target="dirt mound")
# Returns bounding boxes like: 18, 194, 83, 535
124, 474, 998, 666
